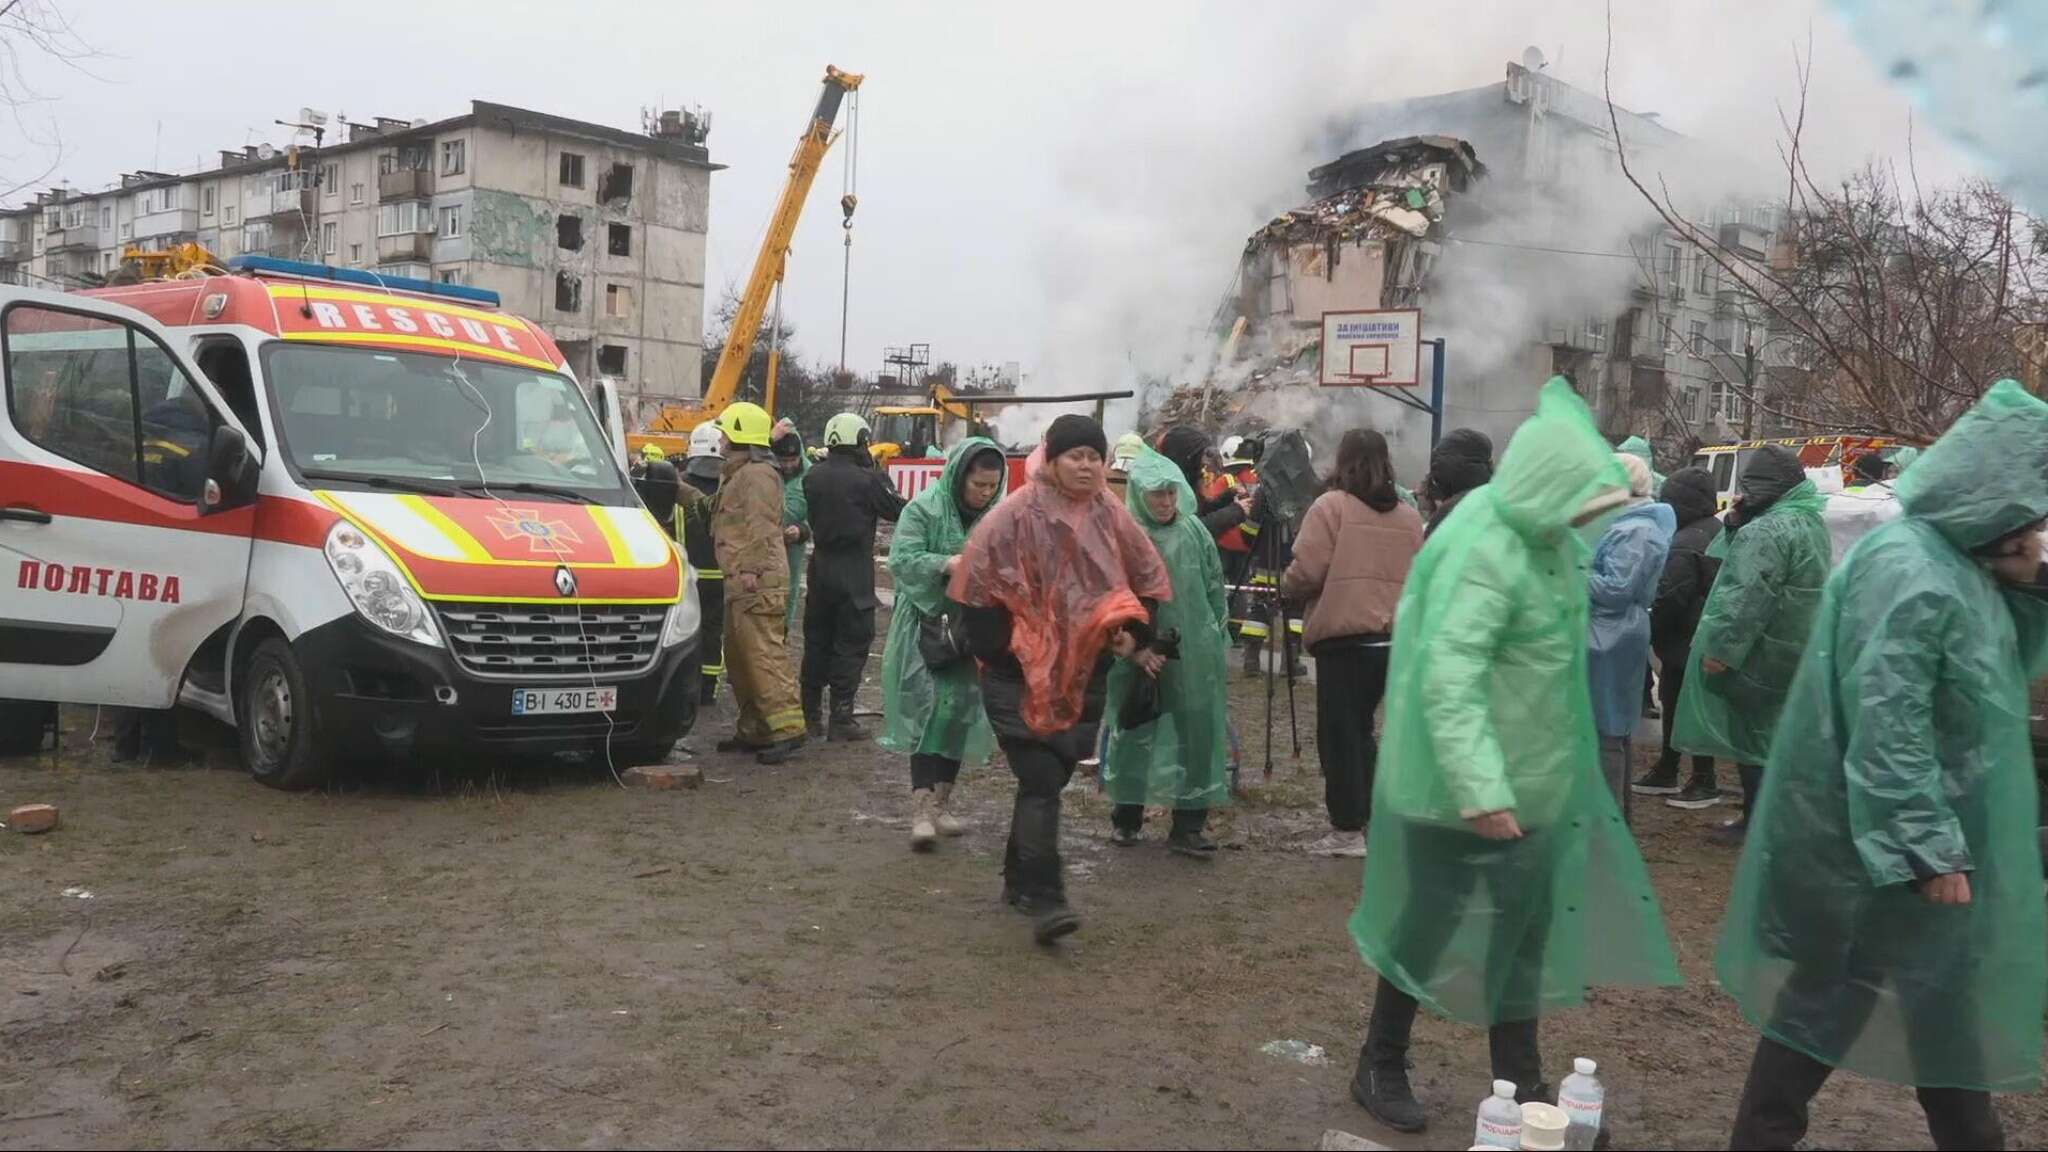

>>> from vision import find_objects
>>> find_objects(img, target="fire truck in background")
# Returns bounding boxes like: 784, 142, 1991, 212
1691, 433, 1922, 511
0, 257, 699, 787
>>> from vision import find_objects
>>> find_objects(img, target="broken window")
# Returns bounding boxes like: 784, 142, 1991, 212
441, 139, 466, 177
608, 223, 631, 256
559, 152, 585, 188
598, 162, 634, 203
557, 213, 583, 251
597, 344, 627, 376
605, 283, 633, 317
555, 271, 581, 313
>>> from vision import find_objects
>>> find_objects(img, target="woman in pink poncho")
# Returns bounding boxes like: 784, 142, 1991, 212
950, 414, 1171, 945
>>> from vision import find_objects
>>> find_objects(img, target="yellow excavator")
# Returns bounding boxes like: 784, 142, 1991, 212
628, 65, 862, 459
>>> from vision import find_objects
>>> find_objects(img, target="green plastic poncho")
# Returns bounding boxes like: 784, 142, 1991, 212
1669, 467, 1830, 765
1102, 448, 1231, 811
1616, 434, 1666, 490
1717, 380, 2048, 1092
1350, 379, 1679, 1026
781, 433, 811, 633
877, 437, 1001, 765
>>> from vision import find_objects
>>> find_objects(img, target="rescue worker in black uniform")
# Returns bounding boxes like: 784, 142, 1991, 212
800, 412, 907, 740
680, 423, 727, 707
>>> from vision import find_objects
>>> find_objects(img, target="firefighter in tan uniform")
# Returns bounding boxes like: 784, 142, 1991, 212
709, 402, 808, 763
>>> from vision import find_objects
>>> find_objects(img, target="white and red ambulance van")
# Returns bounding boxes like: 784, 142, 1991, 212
0, 256, 698, 787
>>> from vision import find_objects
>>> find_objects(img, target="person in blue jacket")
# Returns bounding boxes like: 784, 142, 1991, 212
1587, 452, 1674, 823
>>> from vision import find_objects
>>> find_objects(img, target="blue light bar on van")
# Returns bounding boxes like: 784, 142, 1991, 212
224, 255, 502, 308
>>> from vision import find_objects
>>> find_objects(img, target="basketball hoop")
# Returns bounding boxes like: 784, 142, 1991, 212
1321, 309, 1421, 388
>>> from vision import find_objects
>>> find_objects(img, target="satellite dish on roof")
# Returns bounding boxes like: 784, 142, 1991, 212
1522, 45, 1548, 71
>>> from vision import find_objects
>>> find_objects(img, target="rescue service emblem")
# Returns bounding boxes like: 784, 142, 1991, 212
484, 505, 582, 555
554, 566, 577, 598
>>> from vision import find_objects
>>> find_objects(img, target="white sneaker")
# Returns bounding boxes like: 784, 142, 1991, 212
910, 790, 938, 850
1305, 830, 1367, 858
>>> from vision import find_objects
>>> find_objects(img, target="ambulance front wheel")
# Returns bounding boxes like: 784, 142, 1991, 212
239, 638, 331, 790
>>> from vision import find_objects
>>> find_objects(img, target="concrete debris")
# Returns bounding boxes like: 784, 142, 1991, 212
1318, 1129, 1392, 1151
623, 765, 702, 791
1244, 183, 1443, 254
8, 803, 59, 834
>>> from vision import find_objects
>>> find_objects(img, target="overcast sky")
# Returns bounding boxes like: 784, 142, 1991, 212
5, 0, 1966, 386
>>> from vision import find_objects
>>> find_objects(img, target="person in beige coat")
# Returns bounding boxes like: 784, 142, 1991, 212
1282, 430, 1424, 856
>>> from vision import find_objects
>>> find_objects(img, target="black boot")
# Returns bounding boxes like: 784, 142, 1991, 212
1167, 807, 1216, 857
800, 683, 825, 740
1729, 1036, 1835, 1151
1351, 978, 1426, 1133
828, 697, 870, 742
1489, 1017, 1546, 1104
1011, 791, 1078, 943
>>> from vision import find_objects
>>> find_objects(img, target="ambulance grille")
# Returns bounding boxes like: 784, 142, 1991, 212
434, 602, 664, 679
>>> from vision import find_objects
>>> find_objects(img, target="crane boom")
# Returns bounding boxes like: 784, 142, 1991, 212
646, 65, 863, 436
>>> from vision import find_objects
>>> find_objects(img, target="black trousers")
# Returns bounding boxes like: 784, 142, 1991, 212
1654, 644, 1715, 784
910, 752, 960, 791
1359, 824, 1553, 1091
1000, 735, 1079, 906
1730, 1037, 2000, 1150
800, 581, 876, 713
1111, 803, 1207, 835
1314, 640, 1389, 832
697, 578, 726, 703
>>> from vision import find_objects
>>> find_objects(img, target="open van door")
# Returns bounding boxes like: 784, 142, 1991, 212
590, 376, 629, 471
0, 287, 259, 707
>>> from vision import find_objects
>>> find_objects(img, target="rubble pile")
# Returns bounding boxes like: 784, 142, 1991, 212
1243, 182, 1441, 254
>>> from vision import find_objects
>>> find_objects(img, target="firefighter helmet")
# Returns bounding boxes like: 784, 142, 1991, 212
823, 412, 872, 449
716, 402, 774, 448
687, 422, 725, 459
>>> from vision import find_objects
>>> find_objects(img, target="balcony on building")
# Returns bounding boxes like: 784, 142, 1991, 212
376, 232, 433, 263
258, 188, 318, 223
379, 167, 431, 201
46, 224, 99, 253
0, 237, 21, 261
133, 207, 201, 240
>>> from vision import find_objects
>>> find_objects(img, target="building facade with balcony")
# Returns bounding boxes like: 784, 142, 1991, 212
2, 100, 718, 405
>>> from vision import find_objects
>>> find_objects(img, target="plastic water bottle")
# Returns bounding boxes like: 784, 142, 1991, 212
1474, 1079, 1523, 1149
1557, 1057, 1605, 1151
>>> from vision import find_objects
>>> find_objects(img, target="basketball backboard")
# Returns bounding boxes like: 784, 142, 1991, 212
1321, 308, 1421, 387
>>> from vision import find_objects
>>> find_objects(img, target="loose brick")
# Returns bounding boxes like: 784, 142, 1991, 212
623, 766, 701, 791
8, 803, 59, 834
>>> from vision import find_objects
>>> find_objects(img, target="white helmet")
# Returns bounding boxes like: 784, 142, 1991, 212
1220, 434, 1244, 460
687, 422, 724, 459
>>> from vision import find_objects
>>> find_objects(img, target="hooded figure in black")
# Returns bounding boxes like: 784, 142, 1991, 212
1420, 428, 1494, 537
1634, 465, 1724, 805
801, 422, 908, 740
1157, 424, 1253, 540
681, 450, 725, 705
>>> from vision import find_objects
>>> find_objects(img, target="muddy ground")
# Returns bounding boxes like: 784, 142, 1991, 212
3, 635, 2045, 1149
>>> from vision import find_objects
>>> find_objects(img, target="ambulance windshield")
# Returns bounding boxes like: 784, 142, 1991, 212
261, 343, 625, 499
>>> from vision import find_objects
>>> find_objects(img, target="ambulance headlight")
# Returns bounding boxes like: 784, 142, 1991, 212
660, 550, 701, 649
324, 522, 441, 647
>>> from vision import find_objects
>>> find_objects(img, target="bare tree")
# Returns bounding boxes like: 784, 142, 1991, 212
1602, 10, 2048, 441
0, 1, 100, 201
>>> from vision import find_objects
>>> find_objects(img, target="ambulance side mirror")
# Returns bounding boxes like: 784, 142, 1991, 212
203, 424, 257, 511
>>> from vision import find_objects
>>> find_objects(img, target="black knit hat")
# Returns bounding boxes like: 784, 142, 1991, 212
1043, 413, 1108, 462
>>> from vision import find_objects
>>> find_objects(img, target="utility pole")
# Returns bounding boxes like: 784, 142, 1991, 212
1742, 339, 1757, 439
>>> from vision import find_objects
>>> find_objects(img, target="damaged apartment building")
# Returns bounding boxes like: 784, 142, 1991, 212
1, 101, 718, 414
1206, 55, 1787, 470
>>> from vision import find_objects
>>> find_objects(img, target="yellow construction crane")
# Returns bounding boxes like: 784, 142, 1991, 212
631, 65, 863, 457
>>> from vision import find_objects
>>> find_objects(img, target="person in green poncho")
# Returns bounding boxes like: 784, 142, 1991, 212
1720, 380, 2048, 1151
1668, 443, 1829, 845
879, 437, 1007, 850
771, 421, 812, 637
1346, 379, 1680, 1138
1102, 446, 1231, 856
1616, 433, 1665, 490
